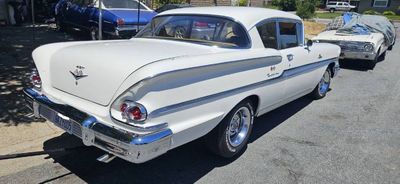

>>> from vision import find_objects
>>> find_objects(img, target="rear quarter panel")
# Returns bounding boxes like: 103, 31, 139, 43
111, 48, 285, 148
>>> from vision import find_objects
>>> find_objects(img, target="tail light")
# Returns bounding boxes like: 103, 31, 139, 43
117, 18, 125, 26
120, 101, 147, 122
30, 68, 42, 90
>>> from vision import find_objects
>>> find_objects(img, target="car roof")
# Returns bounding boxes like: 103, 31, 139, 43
157, 6, 301, 29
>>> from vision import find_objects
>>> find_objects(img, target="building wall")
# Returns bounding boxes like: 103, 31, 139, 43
190, 0, 231, 6
358, 0, 400, 13
249, 0, 265, 7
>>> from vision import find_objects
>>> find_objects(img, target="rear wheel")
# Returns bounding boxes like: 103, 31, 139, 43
330, 8, 335, 13
310, 69, 331, 100
206, 100, 254, 158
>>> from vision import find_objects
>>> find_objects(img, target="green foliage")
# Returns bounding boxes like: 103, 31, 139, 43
280, 0, 296, 11
295, 0, 319, 19
238, 0, 248, 6
270, 0, 280, 6
363, 10, 381, 15
265, 5, 281, 10
155, 0, 186, 7
383, 11, 396, 16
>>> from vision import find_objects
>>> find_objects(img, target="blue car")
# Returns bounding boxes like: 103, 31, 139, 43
55, 0, 157, 39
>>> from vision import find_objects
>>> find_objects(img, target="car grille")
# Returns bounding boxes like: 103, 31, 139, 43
319, 40, 365, 52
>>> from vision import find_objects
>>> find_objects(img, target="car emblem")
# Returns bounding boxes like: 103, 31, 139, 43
70, 65, 88, 85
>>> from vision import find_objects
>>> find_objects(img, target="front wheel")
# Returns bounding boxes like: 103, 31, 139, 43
206, 100, 254, 158
310, 69, 331, 100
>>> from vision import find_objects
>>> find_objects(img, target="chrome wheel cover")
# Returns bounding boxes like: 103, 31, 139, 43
226, 106, 252, 147
318, 70, 330, 95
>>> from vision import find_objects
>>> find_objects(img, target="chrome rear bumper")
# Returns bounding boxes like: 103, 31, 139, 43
23, 88, 172, 163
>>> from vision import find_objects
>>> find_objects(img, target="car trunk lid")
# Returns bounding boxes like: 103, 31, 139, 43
49, 38, 222, 106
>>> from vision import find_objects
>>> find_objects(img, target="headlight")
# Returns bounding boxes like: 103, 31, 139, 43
364, 43, 374, 52
110, 82, 147, 124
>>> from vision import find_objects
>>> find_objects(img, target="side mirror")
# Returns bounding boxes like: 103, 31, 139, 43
306, 40, 313, 47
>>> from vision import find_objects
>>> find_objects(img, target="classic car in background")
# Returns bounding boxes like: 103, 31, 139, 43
313, 13, 396, 69
24, 7, 340, 164
55, 0, 157, 39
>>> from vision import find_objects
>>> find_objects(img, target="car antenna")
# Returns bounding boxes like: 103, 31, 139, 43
137, 0, 140, 34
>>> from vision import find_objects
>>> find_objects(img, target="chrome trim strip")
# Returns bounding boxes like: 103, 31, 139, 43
111, 55, 282, 123
149, 57, 338, 118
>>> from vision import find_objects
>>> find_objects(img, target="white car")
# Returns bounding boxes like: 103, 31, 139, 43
24, 7, 340, 164
326, 1, 356, 13
313, 14, 396, 69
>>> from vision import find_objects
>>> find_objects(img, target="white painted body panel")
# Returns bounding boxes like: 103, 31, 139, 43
32, 7, 340, 153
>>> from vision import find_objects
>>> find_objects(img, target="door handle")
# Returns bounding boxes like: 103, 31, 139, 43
287, 54, 294, 61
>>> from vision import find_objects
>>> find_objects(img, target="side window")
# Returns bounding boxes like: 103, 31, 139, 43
278, 22, 299, 49
256, 21, 278, 49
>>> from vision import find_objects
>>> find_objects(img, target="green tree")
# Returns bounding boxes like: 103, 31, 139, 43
280, 0, 296, 11
296, 0, 319, 19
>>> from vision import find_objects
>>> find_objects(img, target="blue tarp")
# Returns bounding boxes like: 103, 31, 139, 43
342, 12, 353, 25
337, 12, 396, 44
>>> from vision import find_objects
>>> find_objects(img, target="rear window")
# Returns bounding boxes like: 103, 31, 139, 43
136, 15, 250, 48
328, 2, 336, 5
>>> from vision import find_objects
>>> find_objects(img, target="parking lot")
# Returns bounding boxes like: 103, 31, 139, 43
0, 24, 400, 184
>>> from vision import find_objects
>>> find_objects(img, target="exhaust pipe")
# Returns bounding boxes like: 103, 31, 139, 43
97, 153, 116, 163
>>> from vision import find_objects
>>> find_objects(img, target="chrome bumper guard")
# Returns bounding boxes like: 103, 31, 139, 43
23, 88, 172, 163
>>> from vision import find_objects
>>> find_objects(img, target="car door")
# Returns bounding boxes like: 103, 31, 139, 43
64, 0, 84, 27
337, 2, 345, 11
254, 20, 287, 111
79, 0, 96, 28
276, 20, 320, 100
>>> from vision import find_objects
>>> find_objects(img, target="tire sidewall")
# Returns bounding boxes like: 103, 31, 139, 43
318, 69, 331, 97
217, 101, 254, 157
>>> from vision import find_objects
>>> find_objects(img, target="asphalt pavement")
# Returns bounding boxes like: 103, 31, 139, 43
0, 25, 399, 184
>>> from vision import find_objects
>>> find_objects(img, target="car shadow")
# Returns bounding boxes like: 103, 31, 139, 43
42, 96, 313, 183
339, 56, 385, 71
0, 24, 75, 125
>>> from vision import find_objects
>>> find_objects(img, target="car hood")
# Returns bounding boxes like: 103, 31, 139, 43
48, 38, 224, 106
107, 9, 156, 24
313, 30, 378, 42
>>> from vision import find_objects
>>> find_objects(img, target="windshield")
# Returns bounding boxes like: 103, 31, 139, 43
136, 15, 250, 48
102, 0, 146, 9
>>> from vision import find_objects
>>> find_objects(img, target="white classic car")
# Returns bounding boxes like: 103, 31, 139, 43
24, 7, 340, 163
313, 13, 396, 69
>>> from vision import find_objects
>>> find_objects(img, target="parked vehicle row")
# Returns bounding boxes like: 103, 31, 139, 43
23, 7, 395, 164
